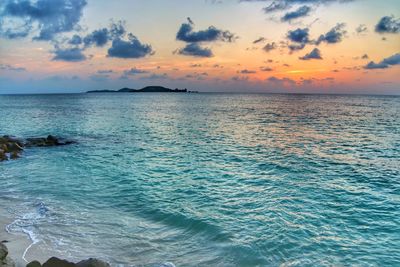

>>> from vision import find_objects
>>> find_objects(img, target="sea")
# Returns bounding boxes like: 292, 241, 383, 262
0, 93, 399, 266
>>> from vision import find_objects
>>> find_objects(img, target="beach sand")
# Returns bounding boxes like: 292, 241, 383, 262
0, 206, 50, 267
0, 207, 30, 267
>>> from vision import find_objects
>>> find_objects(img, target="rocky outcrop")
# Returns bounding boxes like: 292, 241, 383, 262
26, 261, 41, 267
1, 243, 110, 267
42, 257, 77, 267
76, 258, 111, 267
25, 135, 75, 147
0, 136, 23, 161
0, 242, 15, 267
37, 257, 110, 267
0, 135, 76, 161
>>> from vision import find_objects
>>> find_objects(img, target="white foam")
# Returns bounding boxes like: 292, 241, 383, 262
159, 262, 176, 267
21, 228, 40, 262
5, 201, 49, 262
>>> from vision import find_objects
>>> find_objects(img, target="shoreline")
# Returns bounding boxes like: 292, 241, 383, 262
0, 206, 32, 267
0, 205, 113, 267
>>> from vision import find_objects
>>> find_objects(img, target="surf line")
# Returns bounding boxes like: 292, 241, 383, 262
6, 219, 40, 263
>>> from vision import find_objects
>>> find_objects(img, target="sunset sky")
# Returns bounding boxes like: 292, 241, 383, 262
0, 0, 399, 94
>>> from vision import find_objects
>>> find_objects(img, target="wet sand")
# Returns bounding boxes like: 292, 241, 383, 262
0, 206, 53, 267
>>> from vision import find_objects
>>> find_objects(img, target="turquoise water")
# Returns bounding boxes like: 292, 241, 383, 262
0, 93, 399, 266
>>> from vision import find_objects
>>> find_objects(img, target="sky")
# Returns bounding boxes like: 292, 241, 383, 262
0, 0, 399, 94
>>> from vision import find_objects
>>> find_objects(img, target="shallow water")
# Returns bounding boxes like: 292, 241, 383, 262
0, 93, 399, 266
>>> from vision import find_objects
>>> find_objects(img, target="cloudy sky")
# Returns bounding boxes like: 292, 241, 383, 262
0, 0, 399, 94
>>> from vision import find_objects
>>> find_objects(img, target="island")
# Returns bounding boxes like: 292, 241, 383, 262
87, 86, 197, 93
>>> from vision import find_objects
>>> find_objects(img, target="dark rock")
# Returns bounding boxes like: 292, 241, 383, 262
25, 136, 76, 147
0, 242, 8, 260
25, 137, 48, 147
76, 258, 110, 267
6, 142, 24, 152
9, 151, 20, 160
0, 136, 23, 146
1, 257, 15, 267
0, 149, 7, 161
0, 243, 15, 267
42, 257, 76, 267
0, 135, 75, 162
26, 260, 42, 267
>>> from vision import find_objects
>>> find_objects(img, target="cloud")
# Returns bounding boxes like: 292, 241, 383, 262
245, 0, 354, 13
263, 42, 277, 52
123, 67, 149, 75
185, 72, 208, 80
239, 69, 257, 74
0, 64, 26, 71
355, 24, 367, 34
107, 34, 153, 58
253, 37, 266, 44
288, 43, 306, 51
382, 53, 400, 65
286, 28, 310, 51
83, 28, 109, 47
52, 46, 86, 61
281, 5, 311, 22
266, 76, 295, 86
175, 18, 236, 57
364, 62, 388, 69
68, 34, 82, 45
364, 53, 400, 69
375, 16, 400, 34
0, 18, 32, 39
55, 20, 134, 61
176, 43, 213, 57
0, 0, 87, 40
260, 66, 273, 71
316, 23, 346, 44
82, 21, 126, 47
287, 28, 310, 43
361, 54, 369, 59
299, 48, 322, 60
231, 75, 249, 81
97, 69, 113, 74
176, 18, 236, 43
139, 73, 169, 80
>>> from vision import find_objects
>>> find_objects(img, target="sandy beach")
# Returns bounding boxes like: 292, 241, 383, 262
0, 204, 59, 267
0, 206, 31, 267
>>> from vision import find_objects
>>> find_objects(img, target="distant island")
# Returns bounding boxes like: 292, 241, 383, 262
87, 86, 198, 93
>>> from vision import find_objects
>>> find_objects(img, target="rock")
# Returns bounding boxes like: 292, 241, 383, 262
26, 261, 42, 267
25, 137, 48, 147
0, 242, 8, 260
25, 136, 75, 147
76, 258, 110, 267
1, 257, 15, 267
0, 149, 7, 161
5, 142, 23, 153
42, 257, 76, 267
9, 151, 20, 160
0, 135, 23, 160
0, 135, 75, 162
0, 243, 15, 267
0, 136, 23, 147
